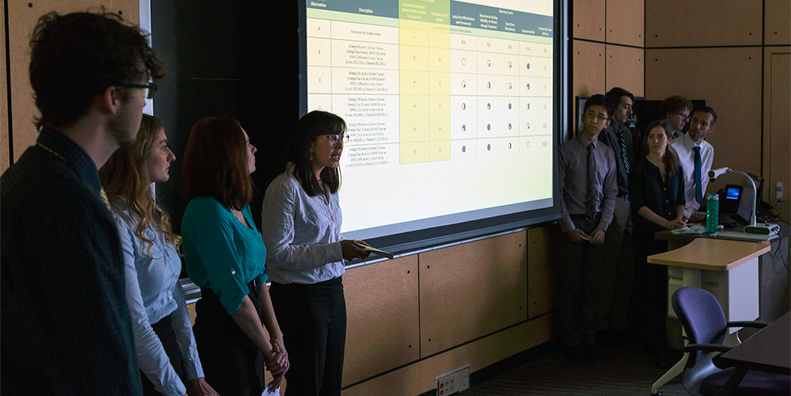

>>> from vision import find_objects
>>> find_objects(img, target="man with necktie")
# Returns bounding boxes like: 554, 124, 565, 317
558, 94, 618, 364
597, 88, 636, 346
670, 106, 717, 222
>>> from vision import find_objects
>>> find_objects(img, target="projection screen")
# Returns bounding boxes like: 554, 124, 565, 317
300, 0, 565, 251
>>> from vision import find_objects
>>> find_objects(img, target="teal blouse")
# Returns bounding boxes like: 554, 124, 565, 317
181, 196, 268, 315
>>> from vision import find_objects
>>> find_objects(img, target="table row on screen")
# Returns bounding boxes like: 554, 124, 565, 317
341, 135, 553, 166
307, 19, 552, 56
307, 38, 552, 76
308, 66, 553, 96
309, 94, 552, 142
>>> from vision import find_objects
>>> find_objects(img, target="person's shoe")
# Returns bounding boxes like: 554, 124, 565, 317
564, 346, 590, 365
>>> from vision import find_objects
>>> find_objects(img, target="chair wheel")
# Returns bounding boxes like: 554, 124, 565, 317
651, 392, 662, 396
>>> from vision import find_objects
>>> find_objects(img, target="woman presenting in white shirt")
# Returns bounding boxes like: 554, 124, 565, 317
261, 110, 370, 396
100, 115, 217, 396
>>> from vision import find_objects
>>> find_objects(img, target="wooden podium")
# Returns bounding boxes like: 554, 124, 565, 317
647, 238, 771, 395
648, 238, 769, 324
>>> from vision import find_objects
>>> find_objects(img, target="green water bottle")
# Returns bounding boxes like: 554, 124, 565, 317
706, 193, 719, 233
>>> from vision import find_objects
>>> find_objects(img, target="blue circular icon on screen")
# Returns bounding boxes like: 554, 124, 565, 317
462, 103, 466, 110
487, 144, 491, 151
462, 125, 466, 132
487, 124, 491, 131
527, 123, 531, 129
508, 103, 512, 109
508, 143, 512, 149
487, 103, 491, 110
462, 145, 466, 152
527, 103, 531, 110
527, 63, 531, 69
508, 123, 512, 130
487, 82, 492, 89
527, 83, 531, 90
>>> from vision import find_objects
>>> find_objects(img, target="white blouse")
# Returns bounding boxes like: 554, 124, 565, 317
112, 200, 203, 396
261, 165, 345, 285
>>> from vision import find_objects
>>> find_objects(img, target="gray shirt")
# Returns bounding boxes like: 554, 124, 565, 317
261, 165, 345, 284
558, 134, 618, 233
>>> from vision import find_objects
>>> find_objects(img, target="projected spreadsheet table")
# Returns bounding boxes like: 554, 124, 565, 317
306, 0, 553, 166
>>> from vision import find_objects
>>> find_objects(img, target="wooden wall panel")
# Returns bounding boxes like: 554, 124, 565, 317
605, 0, 644, 47
645, 47, 762, 192
572, 40, 606, 98
572, 0, 605, 41
1, 4, 9, 173
527, 225, 558, 318
605, 44, 644, 98
763, 49, 791, 222
645, 0, 762, 48
343, 256, 420, 387
766, 0, 791, 46
7, 0, 139, 162
419, 231, 527, 357
572, 40, 605, 133
342, 313, 557, 396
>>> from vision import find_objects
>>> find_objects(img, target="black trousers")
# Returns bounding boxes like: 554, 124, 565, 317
270, 277, 346, 396
140, 314, 187, 396
192, 286, 264, 396
632, 225, 670, 353
558, 215, 604, 347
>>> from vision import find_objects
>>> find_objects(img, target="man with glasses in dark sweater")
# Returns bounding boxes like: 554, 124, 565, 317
1, 10, 163, 394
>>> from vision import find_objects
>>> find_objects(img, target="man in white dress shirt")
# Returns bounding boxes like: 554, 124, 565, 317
670, 106, 717, 222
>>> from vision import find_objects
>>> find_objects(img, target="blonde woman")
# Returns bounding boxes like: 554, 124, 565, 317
100, 115, 217, 396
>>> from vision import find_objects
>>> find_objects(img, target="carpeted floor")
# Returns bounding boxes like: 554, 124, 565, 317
460, 340, 689, 396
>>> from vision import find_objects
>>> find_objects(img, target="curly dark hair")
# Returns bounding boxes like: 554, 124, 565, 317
29, 9, 165, 130
659, 95, 693, 119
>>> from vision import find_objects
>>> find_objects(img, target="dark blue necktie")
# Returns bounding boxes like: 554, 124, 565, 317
693, 146, 702, 203
587, 143, 597, 218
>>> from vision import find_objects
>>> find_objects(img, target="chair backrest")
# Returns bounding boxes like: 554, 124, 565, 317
672, 286, 728, 345
671, 287, 729, 395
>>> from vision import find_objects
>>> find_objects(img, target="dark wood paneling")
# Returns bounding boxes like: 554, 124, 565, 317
419, 231, 528, 357
606, 0, 644, 47
766, 0, 791, 45
605, 44, 644, 97
646, 47, 763, 194
646, 0, 762, 47
343, 256, 420, 386
573, 0, 605, 42
528, 225, 558, 318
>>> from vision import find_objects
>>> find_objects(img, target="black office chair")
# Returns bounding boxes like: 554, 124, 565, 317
671, 286, 790, 395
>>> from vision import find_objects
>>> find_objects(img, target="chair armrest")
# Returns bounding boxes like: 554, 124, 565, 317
726, 320, 769, 329
683, 343, 733, 354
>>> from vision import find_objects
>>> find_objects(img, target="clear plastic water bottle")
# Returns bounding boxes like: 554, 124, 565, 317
706, 193, 719, 233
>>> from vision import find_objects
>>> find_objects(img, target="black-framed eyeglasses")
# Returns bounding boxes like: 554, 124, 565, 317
323, 133, 350, 144
119, 82, 157, 99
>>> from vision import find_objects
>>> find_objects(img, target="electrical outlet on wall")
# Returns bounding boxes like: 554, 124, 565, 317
435, 365, 470, 396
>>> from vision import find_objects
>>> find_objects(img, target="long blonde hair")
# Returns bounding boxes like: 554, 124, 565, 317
100, 114, 181, 256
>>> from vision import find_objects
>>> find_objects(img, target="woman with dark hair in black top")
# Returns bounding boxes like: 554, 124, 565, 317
629, 119, 686, 367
